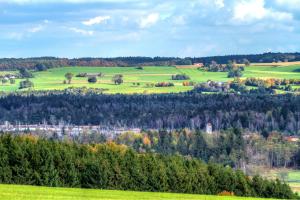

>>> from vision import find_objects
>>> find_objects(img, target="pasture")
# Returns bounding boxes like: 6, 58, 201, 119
261, 169, 300, 193
0, 184, 276, 200
0, 64, 299, 94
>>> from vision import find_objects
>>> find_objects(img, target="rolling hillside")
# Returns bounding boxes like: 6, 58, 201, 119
0, 64, 299, 94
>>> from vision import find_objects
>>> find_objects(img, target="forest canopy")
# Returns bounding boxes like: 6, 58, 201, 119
0, 91, 299, 133
0, 134, 296, 199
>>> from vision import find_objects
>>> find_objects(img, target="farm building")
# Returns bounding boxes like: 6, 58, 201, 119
194, 63, 204, 67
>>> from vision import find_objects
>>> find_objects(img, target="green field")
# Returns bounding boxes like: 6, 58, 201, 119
278, 170, 300, 193
262, 169, 300, 193
0, 64, 299, 93
0, 184, 276, 200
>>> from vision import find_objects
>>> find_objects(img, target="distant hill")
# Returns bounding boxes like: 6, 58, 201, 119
0, 52, 300, 70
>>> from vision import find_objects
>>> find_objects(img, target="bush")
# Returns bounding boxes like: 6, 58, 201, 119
1, 79, 8, 84
172, 74, 190, 80
19, 68, 34, 78
35, 64, 48, 71
76, 73, 88, 77
112, 74, 123, 85
228, 69, 243, 78
155, 82, 174, 87
182, 81, 195, 86
88, 76, 97, 83
218, 191, 235, 196
19, 79, 34, 89
10, 79, 15, 84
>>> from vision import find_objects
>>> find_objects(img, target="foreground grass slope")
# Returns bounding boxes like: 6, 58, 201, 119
0, 184, 277, 200
0, 64, 299, 93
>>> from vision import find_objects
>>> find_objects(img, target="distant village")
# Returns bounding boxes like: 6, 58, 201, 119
0, 121, 298, 143
0, 121, 141, 139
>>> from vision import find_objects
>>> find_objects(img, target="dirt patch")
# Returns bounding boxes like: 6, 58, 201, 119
175, 65, 200, 69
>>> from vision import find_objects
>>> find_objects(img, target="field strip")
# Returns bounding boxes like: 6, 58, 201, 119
251, 61, 300, 66
0, 184, 278, 200
119, 73, 175, 76
247, 70, 299, 75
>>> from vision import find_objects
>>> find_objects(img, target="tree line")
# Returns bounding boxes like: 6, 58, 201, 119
0, 52, 300, 70
0, 134, 296, 199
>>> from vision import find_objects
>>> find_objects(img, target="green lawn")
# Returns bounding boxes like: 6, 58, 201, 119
0, 184, 275, 200
0, 64, 299, 94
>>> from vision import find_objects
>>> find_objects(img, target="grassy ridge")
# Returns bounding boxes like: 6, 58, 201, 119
0, 64, 299, 93
0, 184, 276, 200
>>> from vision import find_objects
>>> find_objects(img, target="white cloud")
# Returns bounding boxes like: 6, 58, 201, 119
69, 27, 94, 36
139, 13, 160, 29
82, 16, 110, 26
6, 20, 49, 40
275, 0, 300, 9
232, 0, 293, 23
214, 0, 224, 9
27, 24, 44, 33
7, 32, 24, 40
27, 20, 49, 33
189, 0, 224, 9
173, 15, 186, 26
0, 0, 135, 3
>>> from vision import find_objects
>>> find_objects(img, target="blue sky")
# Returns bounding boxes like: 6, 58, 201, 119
0, 0, 299, 58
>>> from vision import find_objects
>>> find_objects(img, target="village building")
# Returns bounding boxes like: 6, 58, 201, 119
206, 123, 213, 134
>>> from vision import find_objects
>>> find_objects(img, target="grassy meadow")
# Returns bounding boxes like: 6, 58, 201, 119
0, 184, 277, 200
0, 64, 299, 94
271, 170, 300, 193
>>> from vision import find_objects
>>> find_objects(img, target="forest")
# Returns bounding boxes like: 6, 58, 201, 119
0, 91, 299, 133
0, 134, 296, 199
0, 52, 300, 70
66, 128, 300, 170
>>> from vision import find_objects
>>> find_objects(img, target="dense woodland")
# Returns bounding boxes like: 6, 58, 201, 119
0, 52, 300, 70
0, 134, 296, 199
0, 91, 299, 133
72, 128, 300, 170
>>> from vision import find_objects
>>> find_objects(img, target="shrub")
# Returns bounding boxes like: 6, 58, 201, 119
155, 82, 174, 87
35, 64, 48, 71
182, 81, 195, 86
19, 68, 34, 78
228, 69, 243, 78
10, 79, 15, 84
88, 76, 97, 83
112, 74, 123, 85
65, 72, 74, 84
19, 79, 34, 89
76, 73, 88, 77
172, 74, 190, 80
1, 78, 8, 84
218, 191, 235, 196
136, 66, 143, 70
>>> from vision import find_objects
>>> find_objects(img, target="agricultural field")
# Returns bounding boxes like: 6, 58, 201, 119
0, 64, 299, 94
0, 184, 277, 200
260, 169, 300, 193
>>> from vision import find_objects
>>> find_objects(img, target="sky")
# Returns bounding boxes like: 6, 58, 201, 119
0, 0, 299, 58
